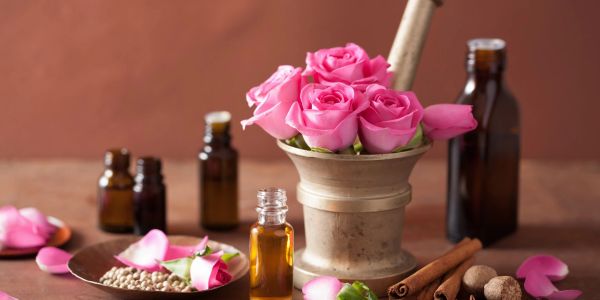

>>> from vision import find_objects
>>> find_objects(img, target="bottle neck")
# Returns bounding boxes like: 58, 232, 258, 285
256, 188, 288, 226
465, 40, 506, 90
134, 157, 163, 185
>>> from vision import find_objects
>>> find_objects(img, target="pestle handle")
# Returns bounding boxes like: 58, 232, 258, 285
387, 0, 443, 91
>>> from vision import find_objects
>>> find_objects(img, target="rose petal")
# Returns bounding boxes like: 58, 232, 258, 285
164, 236, 209, 260
0, 206, 46, 249
115, 229, 169, 271
36, 246, 72, 274
0, 290, 18, 300
19, 207, 56, 240
422, 104, 477, 140
547, 290, 583, 300
302, 276, 343, 300
524, 271, 558, 297
523, 272, 582, 300
190, 253, 231, 291
517, 255, 569, 281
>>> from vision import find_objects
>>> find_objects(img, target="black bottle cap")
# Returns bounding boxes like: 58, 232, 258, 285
136, 157, 162, 175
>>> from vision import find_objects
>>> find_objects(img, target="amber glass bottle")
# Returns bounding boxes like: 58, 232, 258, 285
447, 39, 520, 246
133, 157, 166, 235
199, 111, 239, 230
250, 188, 293, 300
98, 148, 135, 233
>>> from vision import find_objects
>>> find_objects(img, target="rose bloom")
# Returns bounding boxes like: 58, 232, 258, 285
358, 84, 424, 154
241, 65, 303, 140
422, 104, 477, 140
304, 43, 392, 92
286, 83, 368, 152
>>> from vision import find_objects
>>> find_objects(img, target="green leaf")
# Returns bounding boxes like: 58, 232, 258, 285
351, 281, 378, 300
310, 147, 334, 153
336, 283, 364, 300
160, 257, 193, 282
221, 252, 239, 263
336, 281, 378, 300
195, 246, 213, 257
338, 146, 356, 155
393, 124, 423, 153
353, 141, 363, 154
283, 135, 310, 150
293, 135, 310, 150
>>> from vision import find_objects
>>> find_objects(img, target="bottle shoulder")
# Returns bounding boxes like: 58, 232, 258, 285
99, 171, 134, 188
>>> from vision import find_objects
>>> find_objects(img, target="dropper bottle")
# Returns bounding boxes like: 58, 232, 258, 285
249, 188, 294, 300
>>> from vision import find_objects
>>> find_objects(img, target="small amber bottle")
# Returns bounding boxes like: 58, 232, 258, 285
199, 111, 239, 230
250, 188, 294, 300
98, 148, 135, 233
133, 157, 167, 235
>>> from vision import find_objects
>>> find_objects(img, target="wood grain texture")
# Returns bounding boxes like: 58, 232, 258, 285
0, 159, 598, 299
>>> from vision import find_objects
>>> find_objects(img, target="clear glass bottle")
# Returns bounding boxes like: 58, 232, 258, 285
249, 188, 294, 300
447, 38, 520, 246
199, 111, 239, 230
133, 157, 167, 235
98, 148, 134, 233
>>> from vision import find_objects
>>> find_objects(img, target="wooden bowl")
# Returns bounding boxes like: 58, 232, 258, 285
68, 236, 249, 299
0, 216, 72, 258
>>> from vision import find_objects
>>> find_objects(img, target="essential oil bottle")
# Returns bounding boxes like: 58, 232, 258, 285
447, 38, 520, 246
98, 148, 134, 233
133, 157, 167, 235
249, 188, 294, 300
198, 111, 239, 230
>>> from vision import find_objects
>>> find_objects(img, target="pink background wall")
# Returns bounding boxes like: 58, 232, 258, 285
1, 0, 598, 160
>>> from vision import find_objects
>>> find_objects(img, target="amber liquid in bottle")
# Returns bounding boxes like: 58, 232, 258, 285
133, 157, 167, 235
98, 148, 135, 233
199, 111, 239, 230
250, 188, 293, 300
448, 39, 520, 246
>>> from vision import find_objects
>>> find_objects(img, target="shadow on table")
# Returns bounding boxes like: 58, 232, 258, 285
493, 223, 600, 250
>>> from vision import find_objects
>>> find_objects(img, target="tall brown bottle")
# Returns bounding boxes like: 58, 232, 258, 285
98, 148, 135, 233
447, 39, 520, 246
199, 111, 239, 230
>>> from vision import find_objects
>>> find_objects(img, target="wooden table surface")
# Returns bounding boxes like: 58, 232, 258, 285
0, 159, 598, 299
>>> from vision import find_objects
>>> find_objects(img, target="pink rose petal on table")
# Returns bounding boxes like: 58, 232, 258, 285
19, 207, 56, 240
517, 254, 569, 281
0, 290, 18, 300
302, 276, 343, 300
36, 246, 72, 274
547, 290, 583, 300
422, 104, 477, 140
115, 229, 169, 271
0, 205, 46, 249
190, 253, 232, 291
523, 270, 582, 300
164, 236, 209, 260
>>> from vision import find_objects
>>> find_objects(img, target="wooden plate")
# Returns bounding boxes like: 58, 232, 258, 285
0, 216, 72, 258
68, 236, 249, 300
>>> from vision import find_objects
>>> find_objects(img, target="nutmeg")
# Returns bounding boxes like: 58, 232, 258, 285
462, 265, 498, 296
483, 276, 522, 300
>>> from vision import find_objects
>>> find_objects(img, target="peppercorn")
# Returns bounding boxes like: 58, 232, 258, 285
99, 266, 193, 292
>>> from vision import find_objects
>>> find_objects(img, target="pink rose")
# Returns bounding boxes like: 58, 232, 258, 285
305, 43, 392, 92
358, 84, 424, 154
285, 83, 368, 151
241, 65, 303, 140
422, 104, 477, 140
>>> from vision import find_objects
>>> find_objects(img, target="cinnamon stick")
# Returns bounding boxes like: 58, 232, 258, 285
416, 278, 440, 300
434, 256, 475, 300
387, 238, 482, 299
